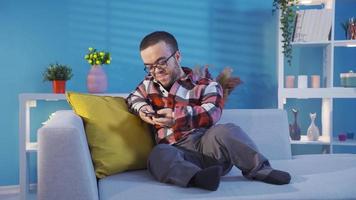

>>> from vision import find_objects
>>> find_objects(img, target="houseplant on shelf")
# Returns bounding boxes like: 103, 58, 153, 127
273, 0, 299, 66
43, 63, 73, 93
84, 47, 111, 93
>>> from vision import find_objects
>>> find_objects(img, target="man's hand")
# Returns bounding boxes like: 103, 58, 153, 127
152, 108, 175, 128
138, 105, 156, 125
139, 106, 175, 127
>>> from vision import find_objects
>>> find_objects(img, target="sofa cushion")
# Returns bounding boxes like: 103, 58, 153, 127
66, 92, 154, 178
98, 154, 356, 200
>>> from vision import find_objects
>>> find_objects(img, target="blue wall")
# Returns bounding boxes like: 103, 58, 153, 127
0, 0, 278, 186
0, 0, 355, 186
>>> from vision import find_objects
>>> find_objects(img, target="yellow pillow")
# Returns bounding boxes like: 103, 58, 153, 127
66, 92, 154, 178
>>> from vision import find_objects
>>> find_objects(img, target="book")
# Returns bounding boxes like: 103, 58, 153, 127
293, 9, 332, 42
293, 10, 304, 42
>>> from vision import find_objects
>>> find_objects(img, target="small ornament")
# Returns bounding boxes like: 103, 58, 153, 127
307, 113, 320, 141
338, 133, 347, 141
289, 108, 301, 140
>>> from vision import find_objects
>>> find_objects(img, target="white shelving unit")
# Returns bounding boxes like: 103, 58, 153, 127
18, 93, 128, 200
277, 0, 356, 153
18, 93, 66, 200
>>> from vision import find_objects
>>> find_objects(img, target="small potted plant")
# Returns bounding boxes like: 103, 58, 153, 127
43, 63, 73, 93
84, 47, 112, 93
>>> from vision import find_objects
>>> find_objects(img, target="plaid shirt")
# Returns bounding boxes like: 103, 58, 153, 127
126, 67, 224, 144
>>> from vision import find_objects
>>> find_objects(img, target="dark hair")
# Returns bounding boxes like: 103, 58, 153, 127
139, 31, 178, 53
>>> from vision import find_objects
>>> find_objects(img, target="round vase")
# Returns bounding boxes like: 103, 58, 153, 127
87, 65, 107, 93
52, 80, 66, 94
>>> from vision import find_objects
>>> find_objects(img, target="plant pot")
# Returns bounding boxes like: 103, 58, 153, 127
52, 80, 66, 93
87, 65, 107, 93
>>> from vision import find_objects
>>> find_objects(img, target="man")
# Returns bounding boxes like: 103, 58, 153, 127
127, 31, 291, 191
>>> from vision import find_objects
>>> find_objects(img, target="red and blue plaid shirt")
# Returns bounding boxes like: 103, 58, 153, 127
126, 67, 224, 144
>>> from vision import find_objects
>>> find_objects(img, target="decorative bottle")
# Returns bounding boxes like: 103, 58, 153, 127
307, 112, 320, 141
289, 108, 301, 140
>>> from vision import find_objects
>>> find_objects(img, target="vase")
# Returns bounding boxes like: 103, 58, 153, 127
307, 113, 320, 141
285, 75, 295, 88
289, 108, 301, 140
52, 80, 66, 93
87, 65, 107, 93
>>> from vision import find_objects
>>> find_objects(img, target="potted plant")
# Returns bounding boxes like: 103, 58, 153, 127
43, 63, 73, 93
215, 67, 242, 102
192, 65, 242, 105
273, 0, 299, 66
84, 47, 112, 93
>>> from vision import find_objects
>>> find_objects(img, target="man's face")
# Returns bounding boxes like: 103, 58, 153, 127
141, 41, 181, 88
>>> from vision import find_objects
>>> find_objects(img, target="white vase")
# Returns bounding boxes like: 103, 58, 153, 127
307, 113, 320, 141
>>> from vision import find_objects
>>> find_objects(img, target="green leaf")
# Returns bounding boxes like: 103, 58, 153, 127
43, 63, 73, 81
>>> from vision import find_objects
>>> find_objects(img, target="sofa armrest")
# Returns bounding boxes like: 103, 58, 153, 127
38, 110, 99, 200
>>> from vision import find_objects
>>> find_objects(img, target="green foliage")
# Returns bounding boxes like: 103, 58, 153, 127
43, 63, 73, 81
84, 47, 111, 66
273, 0, 299, 66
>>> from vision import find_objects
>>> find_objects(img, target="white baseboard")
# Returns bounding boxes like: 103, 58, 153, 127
0, 185, 19, 195
0, 184, 37, 195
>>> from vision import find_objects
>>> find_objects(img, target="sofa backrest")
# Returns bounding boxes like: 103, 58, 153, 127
218, 109, 292, 160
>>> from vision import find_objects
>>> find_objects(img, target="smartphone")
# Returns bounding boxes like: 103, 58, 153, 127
142, 110, 165, 118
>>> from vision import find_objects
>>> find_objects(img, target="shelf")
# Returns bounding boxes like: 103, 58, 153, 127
19, 93, 129, 102
19, 93, 66, 101
280, 87, 356, 99
291, 40, 356, 48
334, 40, 356, 47
290, 135, 330, 145
298, 0, 331, 6
332, 138, 356, 146
26, 143, 38, 152
278, 0, 356, 155
291, 41, 331, 47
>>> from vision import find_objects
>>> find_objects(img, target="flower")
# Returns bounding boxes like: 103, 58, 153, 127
84, 47, 111, 66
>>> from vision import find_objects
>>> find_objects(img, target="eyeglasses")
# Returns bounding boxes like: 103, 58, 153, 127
143, 51, 177, 74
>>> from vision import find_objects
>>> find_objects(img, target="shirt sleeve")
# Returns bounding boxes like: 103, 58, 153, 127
173, 81, 224, 131
126, 80, 150, 114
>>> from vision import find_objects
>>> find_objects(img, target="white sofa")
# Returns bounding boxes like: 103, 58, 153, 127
37, 109, 356, 200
